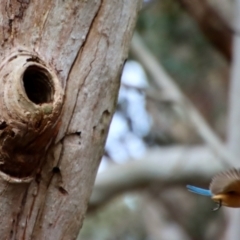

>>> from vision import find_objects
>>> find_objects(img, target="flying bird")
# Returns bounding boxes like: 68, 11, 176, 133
187, 168, 240, 211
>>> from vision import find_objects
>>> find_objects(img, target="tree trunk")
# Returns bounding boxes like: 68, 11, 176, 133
0, 1, 141, 239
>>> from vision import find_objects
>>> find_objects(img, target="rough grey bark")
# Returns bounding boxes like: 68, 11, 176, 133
0, 1, 141, 239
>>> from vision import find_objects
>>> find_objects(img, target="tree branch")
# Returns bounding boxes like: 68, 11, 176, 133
89, 145, 222, 212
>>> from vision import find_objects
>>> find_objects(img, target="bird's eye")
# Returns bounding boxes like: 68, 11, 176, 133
227, 191, 236, 194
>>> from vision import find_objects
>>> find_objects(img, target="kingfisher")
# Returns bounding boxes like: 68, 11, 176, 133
187, 168, 240, 211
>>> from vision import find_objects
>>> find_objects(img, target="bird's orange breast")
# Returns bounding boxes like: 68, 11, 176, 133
212, 194, 240, 208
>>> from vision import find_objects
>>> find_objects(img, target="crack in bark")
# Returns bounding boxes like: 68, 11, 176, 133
35, 3, 53, 50
30, 141, 64, 237
56, 0, 104, 144
14, 185, 29, 239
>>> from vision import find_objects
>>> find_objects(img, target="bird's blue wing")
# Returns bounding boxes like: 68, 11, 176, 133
187, 185, 212, 196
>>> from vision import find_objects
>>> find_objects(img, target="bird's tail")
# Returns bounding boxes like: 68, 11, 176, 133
186, 185, 212, 196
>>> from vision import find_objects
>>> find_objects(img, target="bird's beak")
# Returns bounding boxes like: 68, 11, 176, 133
212, 200, 222, 211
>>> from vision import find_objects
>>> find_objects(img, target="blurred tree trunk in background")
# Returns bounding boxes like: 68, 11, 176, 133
177, 0, 232, 61
0, 1, 141, 239
224, 0, 240, 238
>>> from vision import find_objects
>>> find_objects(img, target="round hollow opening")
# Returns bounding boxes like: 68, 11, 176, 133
22, 66, 54, 104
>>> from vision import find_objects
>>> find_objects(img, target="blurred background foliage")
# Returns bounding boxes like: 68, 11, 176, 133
78, 0, 231, 239
137, 0, 228, 133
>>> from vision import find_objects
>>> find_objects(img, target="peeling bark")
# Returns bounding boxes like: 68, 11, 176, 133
0, 0, 141, 239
